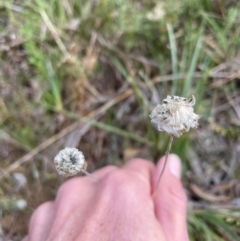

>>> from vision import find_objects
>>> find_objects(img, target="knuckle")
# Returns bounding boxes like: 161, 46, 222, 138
34, 201, 53, 215
56, 177, 86, 198
93, 165, 119, 177
57, 179, 74, 198
127, 158, 148, 165
101, 169, 136, 197
102, 169, 129, 188
128, 158, 154, 170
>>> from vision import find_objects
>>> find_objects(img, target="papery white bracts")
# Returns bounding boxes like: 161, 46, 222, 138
150, 95, 200, 137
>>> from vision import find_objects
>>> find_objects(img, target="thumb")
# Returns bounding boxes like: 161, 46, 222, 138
152, 154, 189, 241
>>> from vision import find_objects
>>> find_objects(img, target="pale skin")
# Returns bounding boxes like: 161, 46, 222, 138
23, 154, 189, 241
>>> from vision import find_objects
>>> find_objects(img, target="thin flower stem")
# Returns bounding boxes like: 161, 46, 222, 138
153, 135, 174, 196
81, 169, 100, 182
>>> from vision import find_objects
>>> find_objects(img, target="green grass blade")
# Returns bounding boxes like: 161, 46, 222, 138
224, 9, 238, 35
167, 23, 178, 95
188, 211, 215, 241
45, 60, 63, 111
202, 16, 226, 52
182, 37, 202, 97
111, 56, 128, 78
201, 211, 240, 241
194, 56, 211, 107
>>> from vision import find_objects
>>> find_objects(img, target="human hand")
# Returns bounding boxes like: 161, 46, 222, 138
23, 154, 189, 241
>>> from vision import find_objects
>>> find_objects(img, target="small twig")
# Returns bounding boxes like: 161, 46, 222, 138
153, 135, 174, 196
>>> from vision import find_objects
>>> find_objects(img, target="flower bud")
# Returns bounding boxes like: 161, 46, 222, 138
54, 147, 87, 177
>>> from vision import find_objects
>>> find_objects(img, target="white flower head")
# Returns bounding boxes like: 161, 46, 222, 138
54, 147, 87, 177
150, 95, 200, 137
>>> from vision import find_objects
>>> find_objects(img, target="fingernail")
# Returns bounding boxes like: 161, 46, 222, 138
169, 154, 182, 179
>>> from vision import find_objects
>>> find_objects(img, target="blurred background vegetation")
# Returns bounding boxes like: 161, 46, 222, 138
0, 0, 240, 240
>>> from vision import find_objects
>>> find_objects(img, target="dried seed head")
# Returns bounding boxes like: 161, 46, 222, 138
54, 147, 87, 177
150, 95, 200, 137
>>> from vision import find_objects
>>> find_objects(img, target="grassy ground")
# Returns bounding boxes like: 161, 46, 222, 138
1, 0, 240, 240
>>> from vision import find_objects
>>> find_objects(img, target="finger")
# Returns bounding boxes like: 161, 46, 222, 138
55, 165, 117, 204
123, 158, 155, 176
57, 165, 118, 199
153, 154, 189, 241
123, 158, 155, 181
28, 202, 55, 241
45, 165, 117, 240
93, 165, 118, 178
122, 158, 155, 193
53, 165, 117, 220
56, 165, 117, 212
